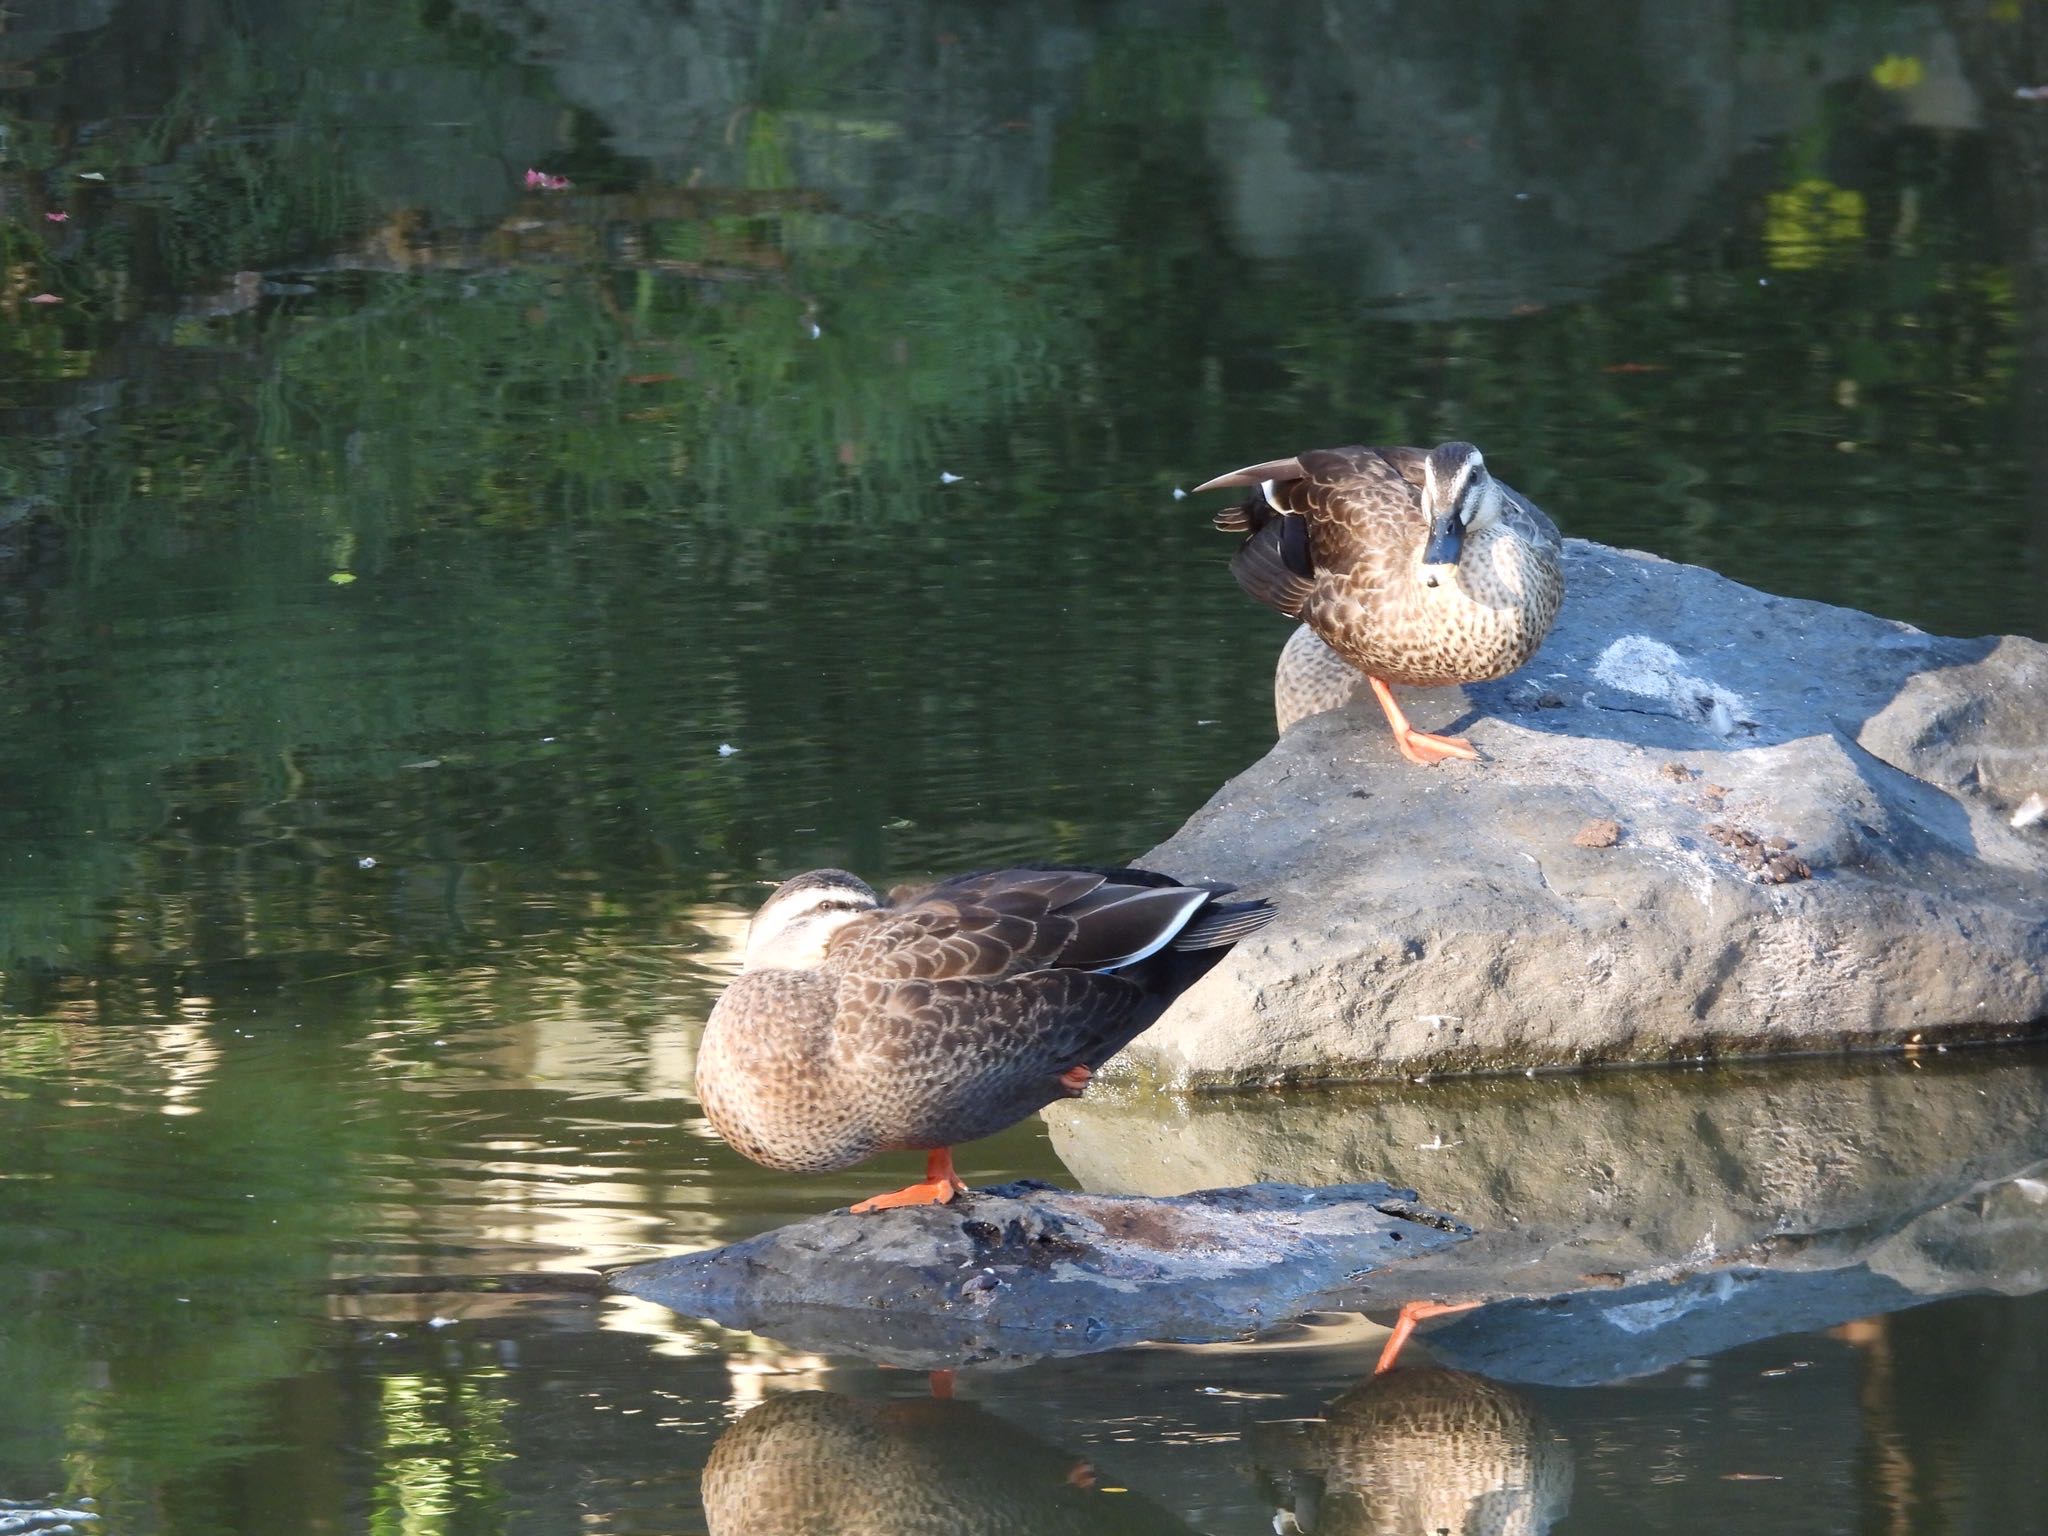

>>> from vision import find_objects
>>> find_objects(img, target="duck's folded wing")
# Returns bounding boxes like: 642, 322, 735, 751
824, 900, 1063, 981
1049, 881, 1215, 970
1501, 483, 1564, 551
838, 968, 1148, 1081
830, 867, 1227, 981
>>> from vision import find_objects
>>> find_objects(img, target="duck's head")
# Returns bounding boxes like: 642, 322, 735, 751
1418, 441, 1502, 586
742, 868, 881, 971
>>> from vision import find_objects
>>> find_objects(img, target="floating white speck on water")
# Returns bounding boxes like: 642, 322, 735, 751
939, 471, 964, 485
717, 743, 739, 757
357, 856, 376, 869
1172, 487, 1188, 500
1592, 634, 1751, 738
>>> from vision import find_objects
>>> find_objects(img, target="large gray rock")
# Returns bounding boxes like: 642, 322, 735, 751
1127, 539, 2048, 1087
608, 1181, 1465, 1368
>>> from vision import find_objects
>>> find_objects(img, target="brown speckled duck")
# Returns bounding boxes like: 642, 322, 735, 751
1198, 442, 1564, 764
1254, 1370, 1574, 1536
702, 1390, 1197, 1536
696, 865, 1271, 1212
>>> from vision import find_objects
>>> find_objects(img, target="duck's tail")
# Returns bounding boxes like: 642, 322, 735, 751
1170, 897, 1275, 951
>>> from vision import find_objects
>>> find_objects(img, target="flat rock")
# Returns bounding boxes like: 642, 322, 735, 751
607, 1181, 1466, 1368
1131, 539, 2048, 1086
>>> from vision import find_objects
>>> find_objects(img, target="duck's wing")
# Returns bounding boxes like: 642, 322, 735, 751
1225, 507, 1317, 618
1201, 458, 1318, 618
1203, 446, 1423, 598
828, 867, 1224, 981
1287, 446, 1427, 558
1500, 482, 1564, 553
841, 964, 1147, 1083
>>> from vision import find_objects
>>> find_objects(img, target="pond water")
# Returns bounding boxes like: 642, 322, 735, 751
3, 2, 2047, 1532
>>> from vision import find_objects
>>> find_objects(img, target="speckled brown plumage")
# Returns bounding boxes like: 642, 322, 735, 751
1201, 442, 1564, 754
1258, 1369, 1574, 1536
1275, 622, 1363, 732
695, 866, 1271, 1184
702, 1390, 1194, 1536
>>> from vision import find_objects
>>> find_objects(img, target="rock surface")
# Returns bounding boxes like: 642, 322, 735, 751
1129, 539, 2048, 1086
608, 1181, 1466, 1368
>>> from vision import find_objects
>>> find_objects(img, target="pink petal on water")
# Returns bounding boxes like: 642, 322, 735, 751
27, 293, 63, 304
524, 168, 572, 191
45, 211, 69, 223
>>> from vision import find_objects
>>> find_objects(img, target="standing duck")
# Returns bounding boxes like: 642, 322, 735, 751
695, 865, 1271, 1212
1198, 442, 1564, 764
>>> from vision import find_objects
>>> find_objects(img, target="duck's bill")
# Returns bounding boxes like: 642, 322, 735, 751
1421, 516, 1464, 567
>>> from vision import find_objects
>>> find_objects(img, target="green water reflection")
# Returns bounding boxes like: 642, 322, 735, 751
3, 0, 2047, 1532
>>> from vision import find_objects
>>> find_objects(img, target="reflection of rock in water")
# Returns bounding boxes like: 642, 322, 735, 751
702, 1390, 1195, 1536
1049, 1051, 2048, 1302
1257, 1370, 1571, 1536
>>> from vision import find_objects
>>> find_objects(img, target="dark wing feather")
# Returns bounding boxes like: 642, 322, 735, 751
909, 867, 1108, 914
1051, 883, 1213, 970
832, 865, 1237, 982
1170, 897, 1275, 951
1229, 513, 1316, 617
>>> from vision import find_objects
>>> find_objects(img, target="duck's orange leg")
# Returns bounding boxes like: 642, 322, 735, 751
850, 1148, 971, 1213
1368, 676, 1479, 766
1058, 1064, 1092, 1097
1375, 1299, 1483, 1374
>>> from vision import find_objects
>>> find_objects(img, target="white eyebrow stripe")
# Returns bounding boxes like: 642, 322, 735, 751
763, 885, 867, 924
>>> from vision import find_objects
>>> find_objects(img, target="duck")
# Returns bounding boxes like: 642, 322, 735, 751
1197, 441, 1564, 764
702, 1390, 1198, 1536
695, 864, 1272, 1212
1252, 1369, 1574, 1536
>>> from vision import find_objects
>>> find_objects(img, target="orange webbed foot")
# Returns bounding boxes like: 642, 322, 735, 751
1369, 676, 1481, 767
1058, 1063, 1093, 1097
850, 1148, 970, 1213
1392, 727, 1480, 766
850, 1179, 966, 1213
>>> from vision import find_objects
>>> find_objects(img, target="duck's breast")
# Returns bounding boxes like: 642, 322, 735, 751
696, 969, 875, 1173
1314, 523, 1561, 687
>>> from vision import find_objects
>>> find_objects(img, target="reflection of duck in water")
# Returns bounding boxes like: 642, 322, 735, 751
702, 1389, 1196, 1536
1255, 1369, 1573, 1536
697, 865, 1271, 1211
